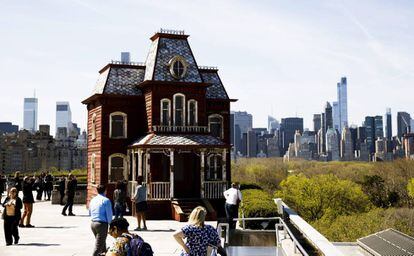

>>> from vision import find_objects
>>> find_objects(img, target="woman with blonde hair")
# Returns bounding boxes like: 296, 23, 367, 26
173, 206, 224, 256
2, 187, 22, 245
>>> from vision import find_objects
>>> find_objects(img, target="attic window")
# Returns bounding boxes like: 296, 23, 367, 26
168, 56, 188, 79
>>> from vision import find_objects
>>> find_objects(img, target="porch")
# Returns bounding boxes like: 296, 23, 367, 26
127, 134, 231, 202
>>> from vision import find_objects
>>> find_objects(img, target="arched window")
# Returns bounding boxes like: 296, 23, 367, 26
110, 112, 127, 138
173, 93, 185, 126
108, 153, 127, 182
160, 99, 171, 126
206, 155, 222, 180
187, 100, 198, 126
91, 113, 97, 141
208, 114, 223, 139
91, 153, 96, 184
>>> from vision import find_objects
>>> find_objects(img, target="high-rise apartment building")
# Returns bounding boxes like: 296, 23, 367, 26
337, 77, 348, 132
324, 102, 333, 130
56, 102, 72, 137
341, 127, 353, 161
326, 128, 339, 161
397, 112, 411, 139
268, 115, 279, 134
333, 101, 340, 132
313, 114, 321, 133
233, 111, 253, 155
364, 116, 383, 154
385, 108, 392, 141
23, 97, 38, 133
280, 117, 304, 154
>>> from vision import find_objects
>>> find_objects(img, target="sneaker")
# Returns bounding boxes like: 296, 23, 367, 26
25, 224, 35, 228
61, 212, 67, 216
142, 227, 147, 231
18, 224, 25, 228
68, 213, 75, 216
134, 227, 141, 231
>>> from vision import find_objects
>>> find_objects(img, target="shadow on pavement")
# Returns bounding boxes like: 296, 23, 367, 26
16, 243, 60, 247
34, 226, 76, 229
133, 229, 176, 232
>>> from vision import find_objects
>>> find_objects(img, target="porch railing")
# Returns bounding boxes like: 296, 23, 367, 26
148, 182, 170, 200
203, 181, 227, 199
152, 125, 209, 133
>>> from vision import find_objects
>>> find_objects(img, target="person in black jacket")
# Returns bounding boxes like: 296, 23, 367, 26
58, 176, 66, 205
43, 172, 53, 201
61, 173, 77, 216
19, 176, 35, 228
12, 171, 22, 193
2, 187, 22, 245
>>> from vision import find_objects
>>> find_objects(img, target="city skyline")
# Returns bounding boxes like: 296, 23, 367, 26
1, 1, 414, 133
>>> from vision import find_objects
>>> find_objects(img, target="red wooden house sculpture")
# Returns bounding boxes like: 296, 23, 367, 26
82, 29, 236, 221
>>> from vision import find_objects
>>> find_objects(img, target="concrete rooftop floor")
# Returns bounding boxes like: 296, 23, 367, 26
0, 195, 215, 256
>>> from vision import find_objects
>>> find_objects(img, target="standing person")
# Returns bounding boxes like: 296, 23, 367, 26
34, 174, 44, 201
2, 187, 22, 245
173, 206, 224, 256
19, 176, 35, 228
61, 173, 77, 216
113, 181, 126, 219
223, 182, 242, 229
44, 171, 53, 201
133, 176, 147, 231
12, 171, 22, 193
58, 175, 66, 205
89, 185, 113, 256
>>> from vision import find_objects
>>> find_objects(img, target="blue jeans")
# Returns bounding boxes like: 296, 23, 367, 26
114, 203, 125, 219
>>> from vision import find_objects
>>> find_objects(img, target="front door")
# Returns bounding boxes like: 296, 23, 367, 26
174, 152, 200, 198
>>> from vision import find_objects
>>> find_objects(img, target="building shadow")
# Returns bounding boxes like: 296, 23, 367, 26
34, 226, 76, 229
16, 243, 60, 247
133, 229, 175, 232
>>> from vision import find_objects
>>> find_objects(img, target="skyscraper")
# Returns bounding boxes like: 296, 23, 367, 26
56, 102, 72, 137
397, 112, 411, 139
332, 101, 340, 132
374, 116, 384, 139
313, 114, 321, 133
23, 97, 38, 133
385, 108, 392, 141
280, 117, 304, 154
364, 116, 383, 155
324, 102, 333, 130
233, 111, 253, 155
341, 127, 353, 161
337, 77, 348, 132
268, 115, 279, 134
326, 128, 339, 161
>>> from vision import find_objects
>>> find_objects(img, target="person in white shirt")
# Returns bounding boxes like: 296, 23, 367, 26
223, 182, 242, 229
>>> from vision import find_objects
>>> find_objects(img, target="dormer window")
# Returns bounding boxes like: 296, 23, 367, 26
168, 56, 188, 79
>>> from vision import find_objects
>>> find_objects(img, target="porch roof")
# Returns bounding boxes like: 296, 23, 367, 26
130, 133, 228, 148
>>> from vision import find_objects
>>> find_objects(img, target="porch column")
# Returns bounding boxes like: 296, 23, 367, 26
132, 149, 136, 181
200, 150, 205, 198
127, 149, 131, 180
146, 150, 151, 184
170, 149, 174, 198
138, 149, 143, 176
222, 149, 227, 182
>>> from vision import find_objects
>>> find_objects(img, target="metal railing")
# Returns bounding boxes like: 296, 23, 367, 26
159, 28, 185, 35
217, 217, 309, 256
198, 66, 218, 70
110, 60, 145, 66
148, 181, 170, 200
203, 181, 227, 199
152, 125, 209, 133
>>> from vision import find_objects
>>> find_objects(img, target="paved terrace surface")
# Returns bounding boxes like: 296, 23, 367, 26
0, 196, 215, 256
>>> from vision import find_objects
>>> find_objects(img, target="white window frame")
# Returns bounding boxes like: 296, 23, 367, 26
173, 93, 186, 126
109, 112, 127, 139
108, 153, 128, 183
91, 113, 97, 141
91, 153, 96, 184
208, 114, 224, 139
160, 98, 171, 126
207, 155, 222, 180
187, 99, 198, 126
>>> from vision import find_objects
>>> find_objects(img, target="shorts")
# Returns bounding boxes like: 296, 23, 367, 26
135, 201, 148, 212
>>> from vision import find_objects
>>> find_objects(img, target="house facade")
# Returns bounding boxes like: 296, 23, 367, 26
82, 30, 235, 220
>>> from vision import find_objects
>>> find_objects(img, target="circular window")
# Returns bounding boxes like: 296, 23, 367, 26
168, 56, 188, 79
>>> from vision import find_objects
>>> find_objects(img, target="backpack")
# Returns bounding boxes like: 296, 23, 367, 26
123, 234, 154, 256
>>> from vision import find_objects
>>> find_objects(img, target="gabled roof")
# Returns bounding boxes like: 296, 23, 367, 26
131, 134, 227, 148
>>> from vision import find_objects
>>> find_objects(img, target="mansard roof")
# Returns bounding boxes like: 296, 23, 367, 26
90, 30, 230, 100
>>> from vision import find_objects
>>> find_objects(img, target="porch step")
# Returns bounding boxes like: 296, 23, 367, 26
171, 199, 217, 222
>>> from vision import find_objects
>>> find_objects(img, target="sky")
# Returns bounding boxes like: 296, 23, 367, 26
0, 0, 413, 134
